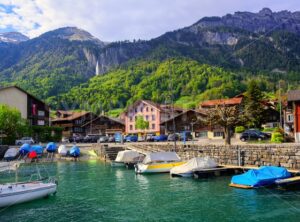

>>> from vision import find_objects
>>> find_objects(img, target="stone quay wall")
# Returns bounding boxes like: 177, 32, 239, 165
126, 143, 300, 170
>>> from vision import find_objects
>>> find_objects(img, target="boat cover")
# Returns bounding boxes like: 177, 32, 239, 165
30, 145, 44, 155
115, 150, 143, 162
46, 142, 57, 153
19, 143, 31, 155
70, 146, 80, 157
4, 148, 18, 159
143, 152, 180, 164
170, 157, 217, 175
231, 166, 291, 187
58, 145, 68, 155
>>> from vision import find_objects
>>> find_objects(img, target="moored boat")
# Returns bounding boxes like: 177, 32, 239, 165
229, 166, 291, 189
4, 148, 18, 161
58, 145, 68, 156
0, 180, 57, 208
111, 150, 144, 167
46, 142, 57, 153
135, 151, 185, 174
170, 157, 217, 177
19, 143, 31, 156
30, 145, 44, 156
69, 146, 80, 158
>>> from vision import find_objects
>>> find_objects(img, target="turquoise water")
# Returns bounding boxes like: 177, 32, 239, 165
0, 161, 300, 222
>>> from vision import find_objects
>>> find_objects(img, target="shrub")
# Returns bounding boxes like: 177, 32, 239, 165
235, 126, 245, 133
271, 132, 284, 143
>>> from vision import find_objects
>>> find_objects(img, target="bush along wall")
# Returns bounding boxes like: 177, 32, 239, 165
31, 126, 63, 143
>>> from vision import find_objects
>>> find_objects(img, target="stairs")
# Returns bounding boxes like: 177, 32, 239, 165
103, 146, 125, 161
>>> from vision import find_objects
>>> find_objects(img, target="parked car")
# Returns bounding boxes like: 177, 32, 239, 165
245, 129, 271, 138
240, 130, 266, 141
125, 135, 138, 142
15, 137, 35, 146
153, 135, 168, 142
167, 133, 180, 141
179, 131, 193, 141
98, 136, 109, 143
114, 133, 123, 143
108, 136, 115, 143
138, 136, 146, 142
145, 133, 155, 142
83, 134, 101, 143
69, 135, 84, 143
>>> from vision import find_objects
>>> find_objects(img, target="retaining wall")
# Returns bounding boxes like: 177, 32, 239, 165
123, 143, 300, 169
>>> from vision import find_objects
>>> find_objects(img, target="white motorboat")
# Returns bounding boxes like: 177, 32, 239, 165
135, 152, 185, 174
0, 180, 57, 208
58, 145, 68, 156
170, 157, 217, 177
111, 150, 144, 167
4, 148, 18, 161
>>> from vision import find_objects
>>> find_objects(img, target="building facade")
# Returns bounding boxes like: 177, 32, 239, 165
0, 86, 50, 126
287, 90, 300, 142
124, 100, 182, 135
51, 110, 96, 137
81, 115, 125, 135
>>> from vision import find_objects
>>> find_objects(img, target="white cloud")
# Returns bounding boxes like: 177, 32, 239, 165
0, 0, 299, 41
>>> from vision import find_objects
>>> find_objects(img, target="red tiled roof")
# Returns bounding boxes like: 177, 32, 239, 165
200, 97, 243, 107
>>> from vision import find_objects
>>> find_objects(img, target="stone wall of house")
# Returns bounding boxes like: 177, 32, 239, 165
125, 143, 300, 169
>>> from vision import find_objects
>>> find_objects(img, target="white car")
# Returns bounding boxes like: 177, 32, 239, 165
15, 137, 35, 145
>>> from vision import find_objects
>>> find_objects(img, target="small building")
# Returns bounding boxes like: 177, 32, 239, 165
160, 109, 208, 138
0, 86, 50, 126
287, 90, 300, 142
51, 110, 97, 137
124, 100, 183, 135
81, 115, 125, 135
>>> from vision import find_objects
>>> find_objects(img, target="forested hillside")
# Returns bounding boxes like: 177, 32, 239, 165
1, 9, 300, 111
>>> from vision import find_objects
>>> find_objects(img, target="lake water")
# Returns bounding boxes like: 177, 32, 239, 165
0, 161, 300, 222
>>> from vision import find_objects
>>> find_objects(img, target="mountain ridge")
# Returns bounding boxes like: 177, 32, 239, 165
0, 8, 300, 108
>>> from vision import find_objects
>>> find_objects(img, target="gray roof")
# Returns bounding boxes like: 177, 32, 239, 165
287, 90, 300, 102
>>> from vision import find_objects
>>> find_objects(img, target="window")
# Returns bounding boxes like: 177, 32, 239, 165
287, 114, 294, 123
37, 120, 45, 126
129, 117, 133, 122
135, 108, 137, 113
196, 131, 208, 138
146, 115, 149, 121
146, 107, 149, 112
38, 110, 45, 117
75, 119, 83, 125
152, 124, 155, 129
140, 107, 143, 112
130, 125, 133, 130
74, 127, 83, 133
213, 132, 224, 137
152, 115, 155, 121
151, 108, 154, 112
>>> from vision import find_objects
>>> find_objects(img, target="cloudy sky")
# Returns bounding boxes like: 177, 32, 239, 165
0, 0, 299, 41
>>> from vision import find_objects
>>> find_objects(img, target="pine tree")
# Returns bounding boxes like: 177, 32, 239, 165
243, 80, 265, 128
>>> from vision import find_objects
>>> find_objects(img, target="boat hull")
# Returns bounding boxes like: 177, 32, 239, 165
0, 182, 57, 208
135, 162, 185, 174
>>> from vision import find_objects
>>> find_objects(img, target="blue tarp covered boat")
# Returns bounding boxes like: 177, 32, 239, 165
46, 142, 57, 153
231, 166, 291, 188
70, 146, 80, 158
30, 145, 44, 155
19, 143, 31, 155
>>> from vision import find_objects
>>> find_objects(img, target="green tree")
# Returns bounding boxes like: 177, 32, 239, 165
135, 116, 149, 133
0, 104, 29, 144
206, 105, 241, 145
242, 80, 265, 128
